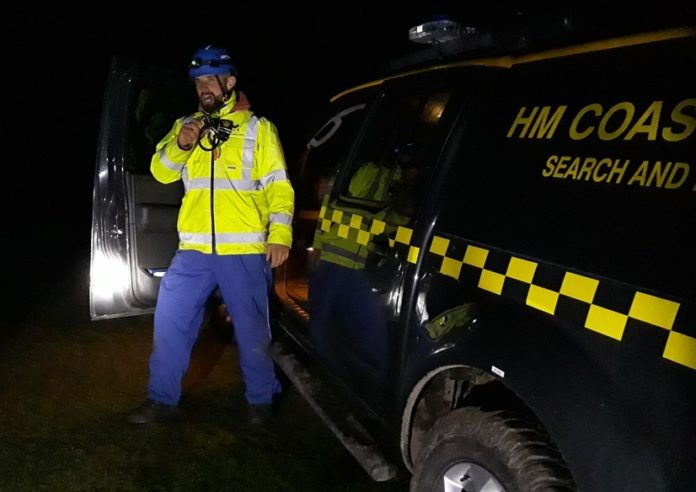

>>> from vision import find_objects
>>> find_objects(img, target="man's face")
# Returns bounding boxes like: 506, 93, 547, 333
194, 74, 235, 113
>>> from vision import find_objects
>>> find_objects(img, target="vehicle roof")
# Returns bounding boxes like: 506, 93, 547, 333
331, 26, 696, 102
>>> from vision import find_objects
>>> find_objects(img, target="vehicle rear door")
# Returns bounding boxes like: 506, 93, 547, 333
90, 58, 192, 320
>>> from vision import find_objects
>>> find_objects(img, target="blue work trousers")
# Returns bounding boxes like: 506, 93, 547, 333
148, 250, 281, 405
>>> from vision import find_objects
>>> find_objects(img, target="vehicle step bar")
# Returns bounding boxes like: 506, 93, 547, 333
271, 339, 398, 482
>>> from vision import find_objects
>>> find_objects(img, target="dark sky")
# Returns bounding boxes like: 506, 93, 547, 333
4, 2, 695, 269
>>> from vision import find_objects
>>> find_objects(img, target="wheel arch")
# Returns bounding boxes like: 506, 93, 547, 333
400, 363, 530, 472
397, 311, 670, 491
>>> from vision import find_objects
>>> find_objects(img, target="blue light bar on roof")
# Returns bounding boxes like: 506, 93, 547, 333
409, 19, 471, 45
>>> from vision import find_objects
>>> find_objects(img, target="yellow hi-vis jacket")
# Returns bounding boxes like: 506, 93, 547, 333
347, 161, 400, 202
151, 93, 294, 255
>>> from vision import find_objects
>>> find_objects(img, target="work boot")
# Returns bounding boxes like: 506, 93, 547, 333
247, 403, 273, 426
128, 399, 178, 425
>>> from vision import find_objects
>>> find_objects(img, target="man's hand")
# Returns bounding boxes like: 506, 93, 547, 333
266, 244, 290, 268
177, 120, 202, 150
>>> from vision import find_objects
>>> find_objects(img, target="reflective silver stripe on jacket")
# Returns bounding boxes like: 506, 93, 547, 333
182, 167, 190, 192
179, 231, 268, 245
260, 169, 289, 188
270, 212, 293, 226
159, 149, 185, 171
242, 116, 259, 181
187, 177, 261, 192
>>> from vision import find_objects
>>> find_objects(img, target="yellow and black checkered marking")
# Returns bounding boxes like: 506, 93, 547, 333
315, 205, 695, 372
319, 204, 387, 245
428, 235, 695, 372
318, 204, 419, 261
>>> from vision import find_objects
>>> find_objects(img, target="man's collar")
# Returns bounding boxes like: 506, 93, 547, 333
217, 91, 238, 117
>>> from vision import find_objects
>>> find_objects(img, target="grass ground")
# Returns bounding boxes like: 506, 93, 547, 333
0, 257, 410, 491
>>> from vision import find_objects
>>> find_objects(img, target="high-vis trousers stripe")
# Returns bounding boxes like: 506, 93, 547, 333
148, 250, 281, 405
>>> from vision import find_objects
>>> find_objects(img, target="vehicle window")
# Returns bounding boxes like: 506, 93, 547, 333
339, 91, 451, 212
127, 80, 191, 174
293, 94, 370, 211
280, 91, 373, 309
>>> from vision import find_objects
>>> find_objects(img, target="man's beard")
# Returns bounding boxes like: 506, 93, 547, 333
199, 92, 225, 113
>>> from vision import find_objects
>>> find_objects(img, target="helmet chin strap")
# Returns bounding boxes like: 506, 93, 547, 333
216, 75, 233, 102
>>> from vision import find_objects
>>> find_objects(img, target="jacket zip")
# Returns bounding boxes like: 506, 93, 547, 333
210, 149, 216, 254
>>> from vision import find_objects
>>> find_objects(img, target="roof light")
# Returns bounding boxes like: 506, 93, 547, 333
409, 19, 473, 45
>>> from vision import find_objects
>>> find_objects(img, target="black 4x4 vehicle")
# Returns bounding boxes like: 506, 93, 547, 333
91, 24, 695, 492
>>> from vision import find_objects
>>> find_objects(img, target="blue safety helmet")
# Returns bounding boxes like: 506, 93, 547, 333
188, 45, 236, 79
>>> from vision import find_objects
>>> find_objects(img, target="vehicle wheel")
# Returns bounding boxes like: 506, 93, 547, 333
410, 407, 575, 492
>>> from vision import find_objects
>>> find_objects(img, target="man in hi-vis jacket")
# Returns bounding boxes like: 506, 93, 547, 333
129, 45, 294, 426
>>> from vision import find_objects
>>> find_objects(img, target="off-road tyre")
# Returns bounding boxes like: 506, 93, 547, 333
410, 407, 576, 492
